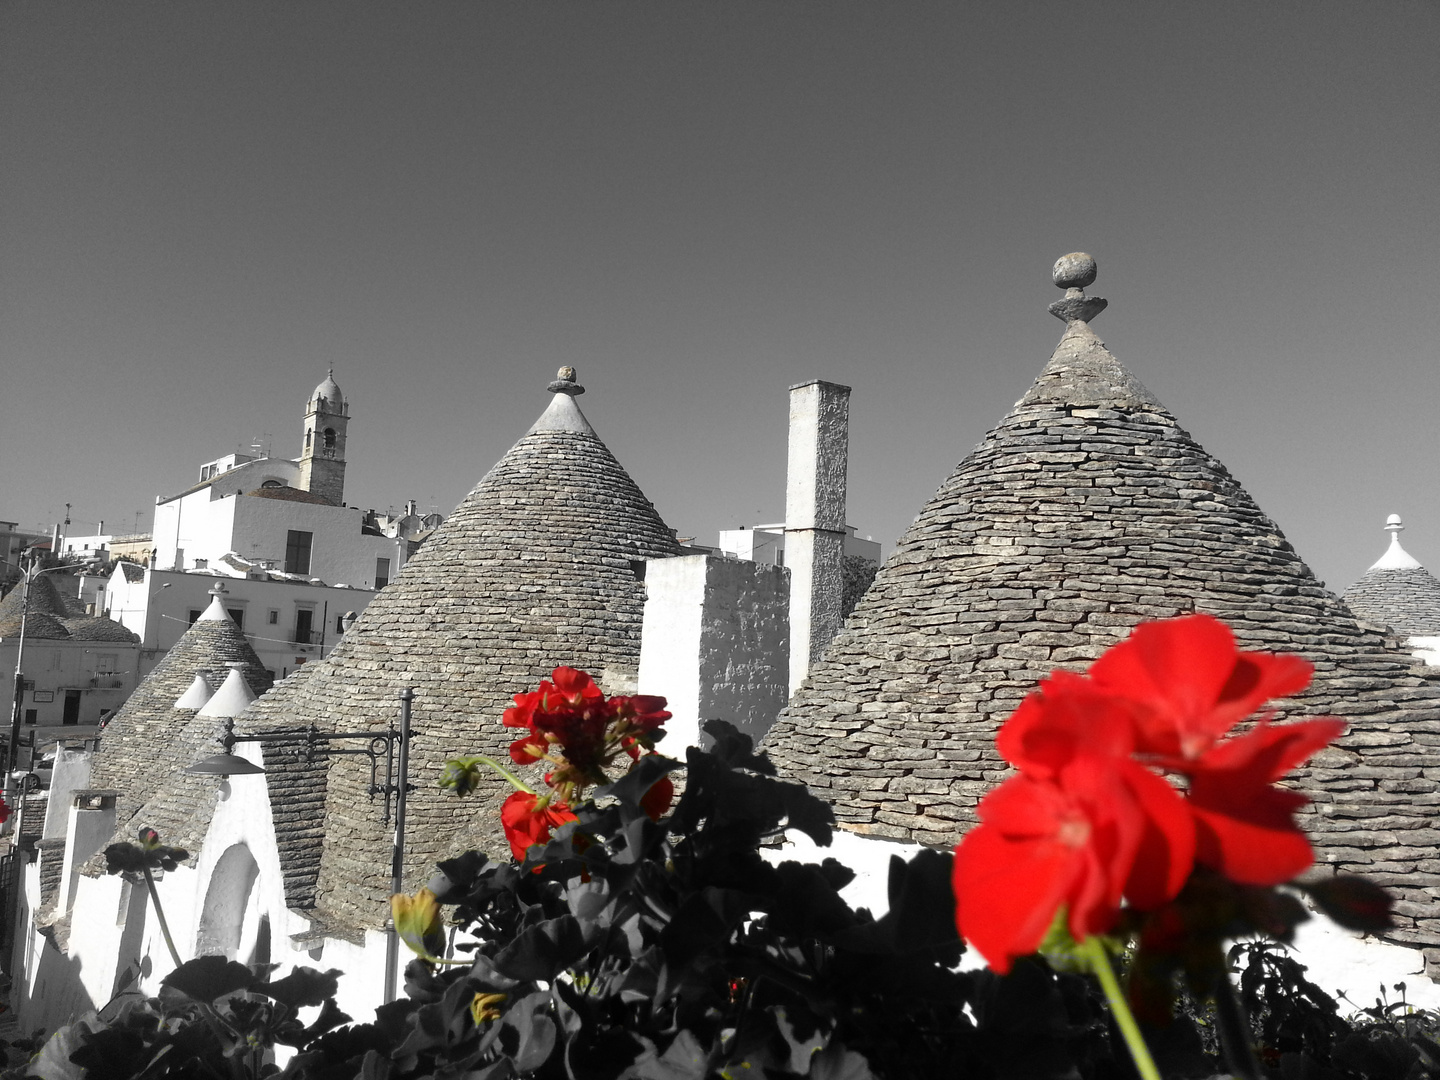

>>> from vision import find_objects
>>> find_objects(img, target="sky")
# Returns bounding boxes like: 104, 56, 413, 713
2, 2, 1436, 594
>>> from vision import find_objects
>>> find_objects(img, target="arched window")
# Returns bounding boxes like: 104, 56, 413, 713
323, 428, 337, 450
304, 431, 311, 450
196, 843, 260, 959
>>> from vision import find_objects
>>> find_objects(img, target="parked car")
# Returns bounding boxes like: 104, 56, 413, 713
9, 752, 55, 794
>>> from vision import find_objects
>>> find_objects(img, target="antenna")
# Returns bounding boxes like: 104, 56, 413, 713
64, 503, 71, 526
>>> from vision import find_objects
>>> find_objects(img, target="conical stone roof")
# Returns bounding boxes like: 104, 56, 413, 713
763, 259, 1440, 957
86, 590, 272, 865
242, 369, 683, 928
1342, 518, 1440, 637
0, 574, 136, 642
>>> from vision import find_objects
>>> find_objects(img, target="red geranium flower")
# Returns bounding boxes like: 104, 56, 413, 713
500, 791, 578, 862
639, 772, 674, 822
1086, 614, 1313, 764
1186, 718, 1344, 884
0, 795, 9, 824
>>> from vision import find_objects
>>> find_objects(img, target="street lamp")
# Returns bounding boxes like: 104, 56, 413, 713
7, 562, 86, 792
186, 687, 415, 1002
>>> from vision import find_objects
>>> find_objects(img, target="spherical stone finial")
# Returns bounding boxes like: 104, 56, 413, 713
1386, 514, 1404, 531
547, 366, 585, 396
1053, 252, 1098, 290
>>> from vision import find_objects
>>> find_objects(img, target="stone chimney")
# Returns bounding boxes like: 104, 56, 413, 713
784, 379, 851, 695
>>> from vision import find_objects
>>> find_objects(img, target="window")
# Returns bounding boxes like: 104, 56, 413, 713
188, 609, 202, 626
284, 530, 313, 575
267, 610, 279, 625
335, 614, 346, 634
375, 557, 391, 589
23, 709, 36, 726
323, 428, 337, 451
63, 689, 81, 725
227, 608, 245, 629
194, 559, 208, 569
96, 654, 118, 675
293, 607, 314, 645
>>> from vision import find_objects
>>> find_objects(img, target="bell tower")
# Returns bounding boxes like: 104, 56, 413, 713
298, 369, 349, 505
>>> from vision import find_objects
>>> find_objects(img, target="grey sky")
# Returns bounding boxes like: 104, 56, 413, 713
2, 3, 1436, 593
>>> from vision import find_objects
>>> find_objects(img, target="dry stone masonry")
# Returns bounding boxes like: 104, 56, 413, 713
238, 369, 683, 929
763, 255, 1440, 972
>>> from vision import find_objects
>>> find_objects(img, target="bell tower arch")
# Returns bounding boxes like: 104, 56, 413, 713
299, 369, 349, 505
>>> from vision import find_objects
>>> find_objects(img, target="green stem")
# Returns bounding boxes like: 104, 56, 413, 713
143, 865, 184, 969
1080, 936, 1161, 1080
471, 755, 534, 794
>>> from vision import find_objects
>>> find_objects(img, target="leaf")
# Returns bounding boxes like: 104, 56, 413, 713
808, 1043, 876, 1080
161, 955, 258, 1002
1301, 874, 1395, 934
505, 991, 558, 1073
493, 915, 589, 981
632, 1029, 712, 1079
699, 719, 776, 774
261, 966, 343, 1009
596, 753, 681, 813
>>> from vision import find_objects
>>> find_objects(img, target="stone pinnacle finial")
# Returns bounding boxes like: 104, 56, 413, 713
548, 366, 585, 396
1386, 514, 1404, 532
1048, 252, 1108, 324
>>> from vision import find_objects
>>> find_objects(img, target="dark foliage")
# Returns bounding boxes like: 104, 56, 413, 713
11, 724, 1440, 1079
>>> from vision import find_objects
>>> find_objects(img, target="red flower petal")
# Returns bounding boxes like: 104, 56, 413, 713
996, 671, 1138, 779
1088, 614, 1313, 762
639, 775, 674, 822
500, 791, 577, 862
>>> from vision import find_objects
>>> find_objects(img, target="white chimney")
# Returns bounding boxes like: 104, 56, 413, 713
784, 380, 851, 695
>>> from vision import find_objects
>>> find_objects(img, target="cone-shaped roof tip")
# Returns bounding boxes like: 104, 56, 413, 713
174, 673, 214, 710
198, 663, 258, 718
196, 585, 231, 622
1048, 252, 1108, 324
1371, 515, 1423, 571
529, 366, 596, 435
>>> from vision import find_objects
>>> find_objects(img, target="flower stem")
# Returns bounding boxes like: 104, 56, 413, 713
143, 865, 183, 969
1079, 936, 1161, 1080
471, 756, 534, 794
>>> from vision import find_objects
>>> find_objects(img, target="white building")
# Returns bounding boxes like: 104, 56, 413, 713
718, 522, 880, 569
103, 563, 376, 681
0, 574, 140, 745
150, 372, 404, 589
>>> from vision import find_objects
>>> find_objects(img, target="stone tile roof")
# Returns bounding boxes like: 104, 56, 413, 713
0, 575, 138, 642
241, 662, 327, 909
239, 372, 683, 928
762, 302, 1440, 957
1344, 568, 1440, 637
1342, 524, 1440, 637
84, 598, 272, 870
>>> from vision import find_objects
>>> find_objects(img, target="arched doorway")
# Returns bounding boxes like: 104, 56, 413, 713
195, 843, 260, 959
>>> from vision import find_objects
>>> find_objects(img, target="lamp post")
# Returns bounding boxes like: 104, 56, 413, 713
7, 562, 83, 793
185, 688, 415, 1000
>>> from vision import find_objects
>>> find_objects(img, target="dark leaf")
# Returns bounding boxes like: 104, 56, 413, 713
261, 966, 343, 1009
596, 754, 681, 813
161, 955, 258, 1002
505, 991, 558, 1073
1301, 875, 1395, 934
699, 719, 775, 774
631, 1029, 712, 1080
493, 915, 588, 981
808, 1043, 877, 1080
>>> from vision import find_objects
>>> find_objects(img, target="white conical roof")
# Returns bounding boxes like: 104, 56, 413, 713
174, 674, 214, 710
198, 664, 258, 718
1370, 515, 1423, 571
